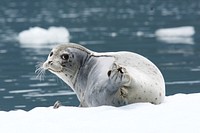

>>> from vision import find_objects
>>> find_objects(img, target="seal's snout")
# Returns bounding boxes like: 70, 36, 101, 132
42, 61, 49, 70
48, 61, 53, 65
43, 60, 54, 69
43, 60, 63, 73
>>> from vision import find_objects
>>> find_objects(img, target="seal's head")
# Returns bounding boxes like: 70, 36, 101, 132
38, 43, 91, 89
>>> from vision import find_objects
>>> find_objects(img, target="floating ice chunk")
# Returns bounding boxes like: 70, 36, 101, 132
110, 32, 117, 37
18, 27, 70, 46
155, 26, 195, 37
136, 31, 144, 37
157, 36, 194, 45
155, 26, 195, 44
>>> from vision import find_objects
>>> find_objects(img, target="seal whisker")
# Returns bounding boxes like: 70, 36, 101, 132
35, 62, 46, 81
35, 67, 46, 81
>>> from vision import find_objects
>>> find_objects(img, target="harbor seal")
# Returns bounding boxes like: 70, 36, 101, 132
37, 43, 165, 108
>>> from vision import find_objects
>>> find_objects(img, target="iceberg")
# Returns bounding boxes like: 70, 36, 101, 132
0, 93, 200, 133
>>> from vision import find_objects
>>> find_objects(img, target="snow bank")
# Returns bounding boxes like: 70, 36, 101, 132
1, 93, 200, 133
18, 27, 70, 46
155, 26, 195, 44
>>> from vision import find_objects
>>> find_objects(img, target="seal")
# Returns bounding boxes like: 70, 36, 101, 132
37, 43, 165, 108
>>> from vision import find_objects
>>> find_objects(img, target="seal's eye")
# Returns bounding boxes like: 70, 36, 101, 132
61, 54, 69, 60
49, 52, 53, 57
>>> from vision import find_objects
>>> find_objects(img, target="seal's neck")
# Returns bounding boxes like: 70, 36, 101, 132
73, 54, 96, 90
66, 48, 91, 89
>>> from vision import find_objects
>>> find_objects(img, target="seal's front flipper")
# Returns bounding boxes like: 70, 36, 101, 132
119, 87, 128, 98
107, 63, 131, 87
79, 103, 83, 107
53, 100, 62, 109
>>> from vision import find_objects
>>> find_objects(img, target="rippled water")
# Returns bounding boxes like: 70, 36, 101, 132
0, 0, 200, 111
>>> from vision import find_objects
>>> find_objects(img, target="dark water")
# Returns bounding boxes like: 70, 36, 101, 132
0, 0, 200, 111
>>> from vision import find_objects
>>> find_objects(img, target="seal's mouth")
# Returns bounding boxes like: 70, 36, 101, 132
42, 60, 63, 73
48, 67, 63, 73
35, 61, 64, 80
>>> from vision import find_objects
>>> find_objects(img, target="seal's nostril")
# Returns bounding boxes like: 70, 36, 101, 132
107, 70, 112, 77
48, 61, 53, 64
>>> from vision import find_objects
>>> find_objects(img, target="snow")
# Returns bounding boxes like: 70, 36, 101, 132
1, 93, 200, 133
18, 27, 70, 47
155, 26, 195, 44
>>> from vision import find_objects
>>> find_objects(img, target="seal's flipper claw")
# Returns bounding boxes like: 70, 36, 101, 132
53, 100, 62, 109
120, 87, 128, 98
108, 63, 131, 86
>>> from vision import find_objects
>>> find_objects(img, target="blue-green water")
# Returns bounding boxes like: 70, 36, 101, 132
0, 0, 200, 111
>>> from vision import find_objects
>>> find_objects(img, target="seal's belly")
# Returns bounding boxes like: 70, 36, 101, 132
86, 67, 164, 106
77, 52, 165, 107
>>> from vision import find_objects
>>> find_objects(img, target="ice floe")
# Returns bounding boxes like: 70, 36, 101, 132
18, 27, 70, 48
0, 93, 200, 133
155, 26, 195, 44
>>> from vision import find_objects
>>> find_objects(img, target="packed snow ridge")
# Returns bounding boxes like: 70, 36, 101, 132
0, 93, 200, 133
